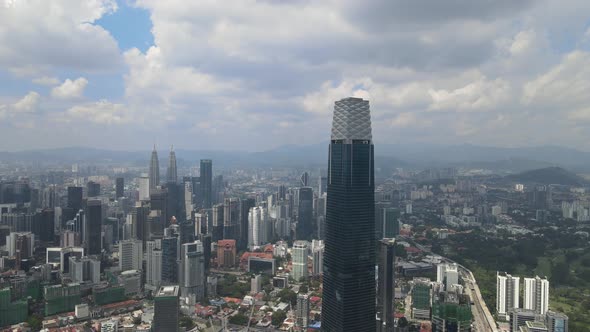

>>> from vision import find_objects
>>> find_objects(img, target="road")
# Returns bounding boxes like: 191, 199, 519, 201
409, 240, 497, 332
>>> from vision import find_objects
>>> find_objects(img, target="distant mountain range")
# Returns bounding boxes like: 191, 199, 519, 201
1, 144, 590, 172
505, 167, 590, 186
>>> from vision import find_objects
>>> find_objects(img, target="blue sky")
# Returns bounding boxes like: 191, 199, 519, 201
2, 0, 590, 151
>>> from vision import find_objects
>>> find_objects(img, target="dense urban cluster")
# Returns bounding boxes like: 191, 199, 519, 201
0, 97, 586, 332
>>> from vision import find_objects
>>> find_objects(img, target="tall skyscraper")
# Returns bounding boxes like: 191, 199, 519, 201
322, 97, 375, 331
200, 159, 212, 209
166, 146, 177, 183
211, 203, 224, 242
311, 239, 324, 276
153, 286, 180, 332
300, 172, 310, 187
87, 181, 100, 198
85, 199, 102, 255
146, 240, 162, 289
67, 186, 83, 211
138, 176, 150, 201
292, 240, 309, 282
524, 276, 550, 315
223, 198, 240, 241
378, 238, 396, 331
180, 240, 205, 304
149, 145, 160, 192
115, 177, 124, 198
497, 272, 520, 319
382, 208, 400, 239
239, 197, 256, 250
39, 208, 55, 243
161, 236, 178, 283
296, 293, 310, 328
296, 187, 313, 240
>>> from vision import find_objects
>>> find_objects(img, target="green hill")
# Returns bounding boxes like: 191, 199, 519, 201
506, 167, 589, 186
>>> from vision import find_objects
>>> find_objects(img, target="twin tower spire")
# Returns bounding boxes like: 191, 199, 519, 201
149, 145, 177, 191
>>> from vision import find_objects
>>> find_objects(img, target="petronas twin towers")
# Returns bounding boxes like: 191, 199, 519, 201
149, 145, 177, 192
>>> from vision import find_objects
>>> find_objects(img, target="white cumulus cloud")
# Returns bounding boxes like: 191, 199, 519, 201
65, 100, 131, 125
51, 78, 89, 99
12, 91, 40, 113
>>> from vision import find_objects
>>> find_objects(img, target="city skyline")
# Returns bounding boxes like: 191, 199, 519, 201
2, 1, 590, 151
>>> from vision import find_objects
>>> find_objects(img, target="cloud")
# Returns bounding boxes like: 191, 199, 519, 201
428, 76, 511, 112
0, 0, 121, 74
3, 0, 590, 150
32, 76, 60, 86
12, 92, 40, 113
390, 112, 417, 128
522, 51, 590, 108
51, 78, 89, 99
64, 100, 130, 125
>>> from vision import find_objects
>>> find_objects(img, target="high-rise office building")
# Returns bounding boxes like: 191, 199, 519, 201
322, 97, 375, 331
85, 199, 102, 255
223, 198, 240, 241
115, 177, 124, 198
149, 145, 160, 192
378, 238, 396, 332
200, 159, 212, 209
119, 239, 143, 272
146, 240, 162, 289
311, 239, 324, 276
138, 176, 150, 201
300, 172, 310, 187
153, 286, 180, 332
239, 197, 256, 250
161, 236, 178, 283
296, 187, 313, 240
198, 233, 212, 271
297, 293, 310, 328
292, 240, 309, 282
382, 208, 400, 239
212, 203, 224, 242
318, 175, 327, 195
217, 239, 236, 268
67, 186, 83, 210
87, 181, 100, 198
166, 146, 177, 183
180, 240, 205, 304
39, 208, 55, 243
497, 272, 520, 319
248, 206, 265, 249
524, 276, 550, 315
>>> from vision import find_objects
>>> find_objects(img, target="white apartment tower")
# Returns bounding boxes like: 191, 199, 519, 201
524, 276, 550, 315
497, 272, 520, 319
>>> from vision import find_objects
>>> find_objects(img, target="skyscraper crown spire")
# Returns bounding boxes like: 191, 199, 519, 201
167, 145, 177, 183
149, 145, 160, 190
331, 97, 372, 141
